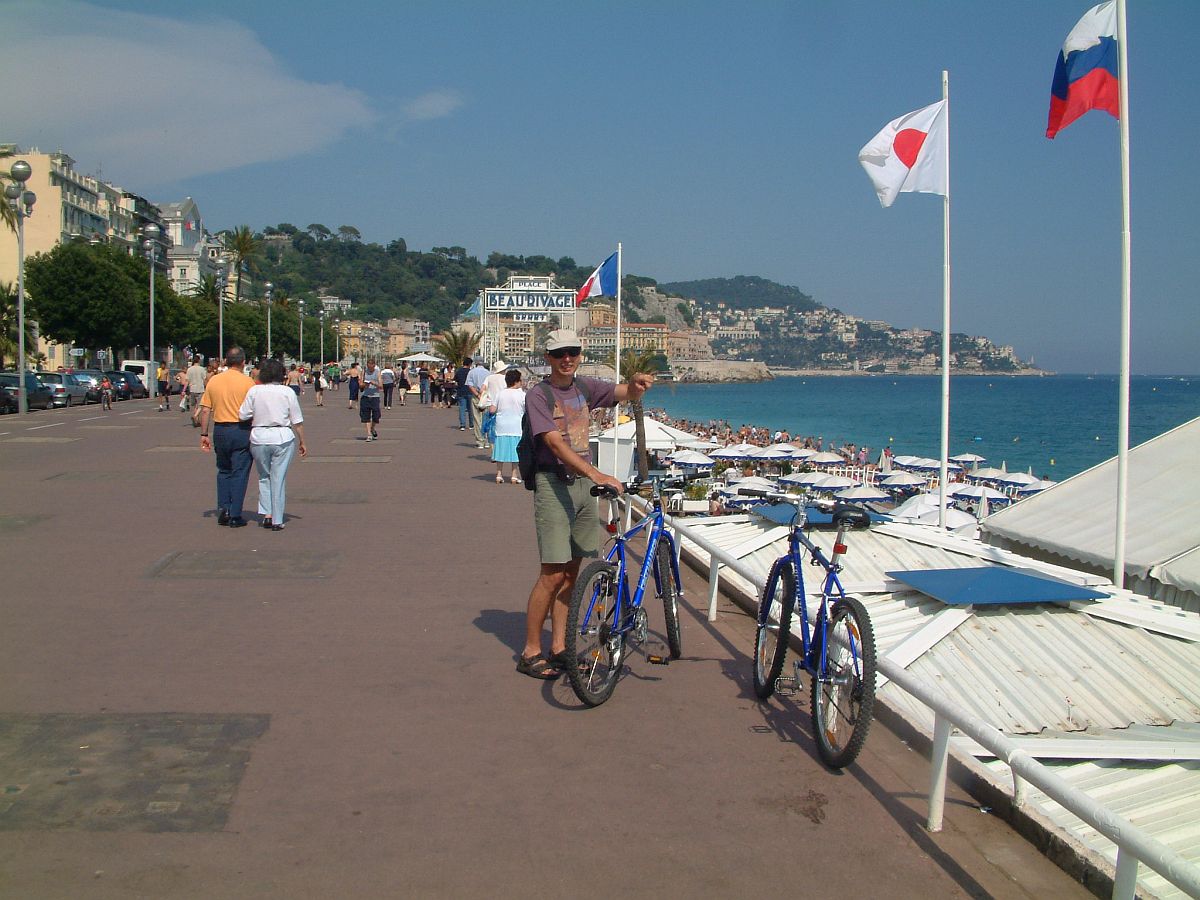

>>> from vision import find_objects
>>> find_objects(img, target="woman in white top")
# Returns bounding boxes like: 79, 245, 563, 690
490, 368, 526, 484
239, 359, 308, 530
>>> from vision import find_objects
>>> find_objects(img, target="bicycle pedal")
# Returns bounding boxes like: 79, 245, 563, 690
647, 655, 670, 666
774, 676, 800, 695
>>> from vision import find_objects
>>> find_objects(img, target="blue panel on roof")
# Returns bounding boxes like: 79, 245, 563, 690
885, 566, 1108, 606
750, 503, 889, 528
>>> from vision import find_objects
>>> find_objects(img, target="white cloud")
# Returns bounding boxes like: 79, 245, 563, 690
0, 1, 377, 186
403, 89, 465, 122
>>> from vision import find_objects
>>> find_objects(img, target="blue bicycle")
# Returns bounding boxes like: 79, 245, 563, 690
564, 476, 686, 707
745, 490, 877, 768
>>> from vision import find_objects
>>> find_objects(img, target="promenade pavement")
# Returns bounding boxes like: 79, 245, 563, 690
0, 391, 1090, 899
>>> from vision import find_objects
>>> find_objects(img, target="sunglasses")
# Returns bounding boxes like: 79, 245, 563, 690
547, 347, 582, 359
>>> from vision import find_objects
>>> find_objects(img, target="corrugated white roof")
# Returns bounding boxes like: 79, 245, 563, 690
669, 509, 1200, 891
981, 417, 1200, 590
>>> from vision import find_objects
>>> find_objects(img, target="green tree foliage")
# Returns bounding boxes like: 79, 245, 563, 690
226, 225, 262, 303
432, 327, 480, 366
658, 275, 820, 313
0, 280, 36, 368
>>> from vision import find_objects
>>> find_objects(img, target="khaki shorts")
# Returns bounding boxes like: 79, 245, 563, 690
533, 472, 601, 564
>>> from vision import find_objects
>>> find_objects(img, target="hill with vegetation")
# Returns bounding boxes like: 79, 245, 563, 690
657, 276, 821, 313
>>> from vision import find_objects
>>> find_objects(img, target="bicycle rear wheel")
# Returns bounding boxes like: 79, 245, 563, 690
753, 560, 796, 699
565, 560, 627, 707
655, 540, 682, 659
810, 596, 876, 768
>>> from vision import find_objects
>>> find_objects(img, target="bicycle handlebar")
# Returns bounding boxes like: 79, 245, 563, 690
589, 473, 694, 499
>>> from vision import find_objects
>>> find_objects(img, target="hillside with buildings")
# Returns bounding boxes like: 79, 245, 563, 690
2, 144, 1039, 376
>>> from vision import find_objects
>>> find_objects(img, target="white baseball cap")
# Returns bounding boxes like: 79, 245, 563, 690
545, 329, 581, 352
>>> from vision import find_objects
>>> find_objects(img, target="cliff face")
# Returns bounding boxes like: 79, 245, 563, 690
673, 361, 772, 383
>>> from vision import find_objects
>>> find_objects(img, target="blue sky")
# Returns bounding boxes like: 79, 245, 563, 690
4, 1, 1198, 374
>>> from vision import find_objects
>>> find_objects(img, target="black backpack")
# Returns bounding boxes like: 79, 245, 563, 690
517, 379, 592, 490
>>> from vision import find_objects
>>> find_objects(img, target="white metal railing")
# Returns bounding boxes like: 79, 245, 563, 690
635, 498, 1200, 900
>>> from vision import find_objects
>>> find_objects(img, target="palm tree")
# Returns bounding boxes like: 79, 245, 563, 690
432, 327, 480, 366
192, 273, 221, 306
606, 347, 660, 479
0, 281, 35, 369
225, 226, 262, 303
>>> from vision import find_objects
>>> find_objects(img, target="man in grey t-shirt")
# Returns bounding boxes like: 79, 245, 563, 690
360, 358, 382, 441
516, 329, 654, 680
185, 355, 207, 427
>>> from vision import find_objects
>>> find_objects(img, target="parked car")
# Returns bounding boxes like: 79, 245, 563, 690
72, 369, 108, 403
36, 371, 92, 407
0, 372, 55, 411
105, 370, 148, 401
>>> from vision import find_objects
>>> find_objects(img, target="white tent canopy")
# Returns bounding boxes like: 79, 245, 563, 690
596, 418, 699, 452
982, 416, 1200, 597
398, 352, 444, 362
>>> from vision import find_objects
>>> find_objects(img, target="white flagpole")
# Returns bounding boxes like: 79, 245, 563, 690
614, 243, 623, 480
1113, 0, 1131, 587
938, 70, 952, 528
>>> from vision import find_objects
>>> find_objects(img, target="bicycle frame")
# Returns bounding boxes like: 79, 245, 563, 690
764, 503, 858, 682
583, 485, 683, 642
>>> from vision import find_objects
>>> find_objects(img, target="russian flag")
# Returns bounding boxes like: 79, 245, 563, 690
575, 252, 618, 305
1047, 1, 1120, 139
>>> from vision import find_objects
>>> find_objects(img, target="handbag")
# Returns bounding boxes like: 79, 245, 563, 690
474, 390, 490, 410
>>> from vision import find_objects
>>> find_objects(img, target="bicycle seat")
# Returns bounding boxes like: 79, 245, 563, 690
831, 504, 871, 529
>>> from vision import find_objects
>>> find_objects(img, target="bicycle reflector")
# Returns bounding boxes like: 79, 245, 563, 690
833, 543, 848, 555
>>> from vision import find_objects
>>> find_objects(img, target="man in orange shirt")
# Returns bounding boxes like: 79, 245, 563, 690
197, 347, 256, 527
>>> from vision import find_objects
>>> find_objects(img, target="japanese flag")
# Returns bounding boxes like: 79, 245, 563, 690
858, 100, 948, 208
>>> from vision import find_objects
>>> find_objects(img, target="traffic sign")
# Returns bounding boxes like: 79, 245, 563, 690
69, 348, 86, 357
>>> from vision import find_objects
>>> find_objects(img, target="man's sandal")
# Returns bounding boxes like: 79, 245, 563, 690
516, 653, 561, 680
548, 651, 590, 674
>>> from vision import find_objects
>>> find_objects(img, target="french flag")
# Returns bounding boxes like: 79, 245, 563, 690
1047, 1, 1120, 139
575, 252, 618, 305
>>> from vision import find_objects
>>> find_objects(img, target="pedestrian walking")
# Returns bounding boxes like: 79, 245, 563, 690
380, 362, 397, 409
314, 369, 327, 406
156, 361, 170, 411
491, 368, 525, 484
418, 365, 431, 405
467, 357, 490, 449
286, 364, 304, 398
454, 358, 472, 432
197, 347, 256, 527
346, 361, 361, 409
397, 366, 410, 406
516, 329, 654, 679
359, 357, 382, 441
238, 359, 308, 530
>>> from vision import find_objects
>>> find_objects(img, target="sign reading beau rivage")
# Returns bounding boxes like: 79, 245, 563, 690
483, 274, 576, 313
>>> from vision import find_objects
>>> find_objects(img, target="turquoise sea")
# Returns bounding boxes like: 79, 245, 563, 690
647, 374, 1200, 481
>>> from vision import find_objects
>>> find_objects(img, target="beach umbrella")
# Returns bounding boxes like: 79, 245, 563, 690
950, 484, 1008, 501
950, 452, 987, 465
1016, 479, 1057, 494
835, 484, 890, 502
811, 474, 857, 491
781, 470, 831, 486
808, 451, 846, 465
766, 443, 800, 454
913, 507, 979, 534
908, 457, 962, 472
668, 449, 715, 468
710, 446, 746, 460
746, 446, 790, 460
679, 438, 721, 451
728, 475, 776, 489
891, 455, 924, 468
966, 466, 1009, 482
996, 471, 1040, 486
880, 472, 927, 487
789, 446, 817, 460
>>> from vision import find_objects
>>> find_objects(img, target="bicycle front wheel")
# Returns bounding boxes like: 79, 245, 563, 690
753, 560, 796, 699
810, 596, 876, 768
655, 540, 682, 659
565, 560, 627, 707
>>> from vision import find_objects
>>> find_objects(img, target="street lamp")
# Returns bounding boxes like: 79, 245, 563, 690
264, 281, 273, 358
298, 299, 305, 368
5, 160, 36, 415
335, 318, 341, 362
142, 223, 161, 400
215, 257, 229, 355
319, 309, 326, 367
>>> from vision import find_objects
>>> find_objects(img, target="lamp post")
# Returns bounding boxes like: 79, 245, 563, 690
335, 318, 340, 362
216, 257, 229, 355
142, 223, 160, 400
5, 160, 36, 415
319, 309, 326, 367
298, 299, 305, 369
264, 281, 273, 358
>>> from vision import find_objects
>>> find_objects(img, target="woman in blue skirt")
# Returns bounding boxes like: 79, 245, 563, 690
491, 368, 526, 484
